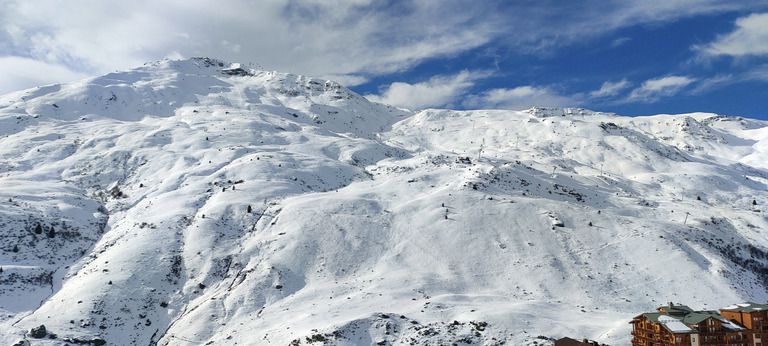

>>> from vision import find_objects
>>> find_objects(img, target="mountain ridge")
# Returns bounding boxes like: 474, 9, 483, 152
1, 57, 767, 345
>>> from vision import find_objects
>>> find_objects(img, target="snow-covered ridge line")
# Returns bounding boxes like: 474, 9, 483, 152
0, 57, 767, 345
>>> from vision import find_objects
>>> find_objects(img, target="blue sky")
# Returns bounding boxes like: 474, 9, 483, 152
1, 1, 767, 119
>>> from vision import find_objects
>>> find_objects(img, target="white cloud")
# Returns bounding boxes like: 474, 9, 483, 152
627, 76, 696, 102
321, 74, 369, 87
745, 65, 768, 81
0, 0, 499, 94
610, 37, 632, 48
463, 85, 577, 110
695, 12, 768, 58
367, 71, 583, 111
0, 56, 92, 94
589, 79, 630, 98
365, 71, 483, 110
691, 74, 733, 94
0, 0, 764, 96
494, 0, 760, 54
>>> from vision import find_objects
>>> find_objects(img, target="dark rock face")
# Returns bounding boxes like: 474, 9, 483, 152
29, 325, 47, 338
221, 67, 252, 76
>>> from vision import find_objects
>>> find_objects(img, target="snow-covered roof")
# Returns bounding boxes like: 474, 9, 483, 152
658, 315, 693, 333
643, 305, 747, 334
719, 318, 747, 332
721, 302, 768, 313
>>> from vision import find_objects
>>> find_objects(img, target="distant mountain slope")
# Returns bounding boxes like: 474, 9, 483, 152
1, 58, 767, 345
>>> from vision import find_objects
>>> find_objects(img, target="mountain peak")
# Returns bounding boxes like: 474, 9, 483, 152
1, 57, 408, 139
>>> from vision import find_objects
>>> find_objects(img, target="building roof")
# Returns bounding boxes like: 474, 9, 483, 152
658, 315, 693, 333
657, 304, 693, 314
635, 304, 746, 334
721, 302, 768, 313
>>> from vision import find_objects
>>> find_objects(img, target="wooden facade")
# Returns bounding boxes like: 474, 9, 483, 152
720, 302, 768, 346
630, 302, 764, 346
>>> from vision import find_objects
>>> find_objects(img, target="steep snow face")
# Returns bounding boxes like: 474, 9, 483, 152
0, 59, 767, 345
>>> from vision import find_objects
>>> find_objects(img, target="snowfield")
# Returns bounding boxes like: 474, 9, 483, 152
1, 58, 767, 345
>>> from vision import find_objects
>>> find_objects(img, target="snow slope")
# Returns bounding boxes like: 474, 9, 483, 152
1, 58, 767, 345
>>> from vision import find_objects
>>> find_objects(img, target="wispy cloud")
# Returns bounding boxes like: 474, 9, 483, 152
745, 64, 768, 81
463, 85, 577, 110
694, 12, 768, 58
610, 37, 632, 48
365, 70, 488, 110
626, 76, 696, 102
691, 74, 733, 94
494, 1, 761, 54
589, 79, 631, 98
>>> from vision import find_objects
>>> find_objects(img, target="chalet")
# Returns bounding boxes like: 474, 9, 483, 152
720, 302, 768, 344
630, 302, 758, 345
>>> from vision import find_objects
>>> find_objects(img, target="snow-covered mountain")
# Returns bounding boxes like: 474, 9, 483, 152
1, 57, 767, 345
